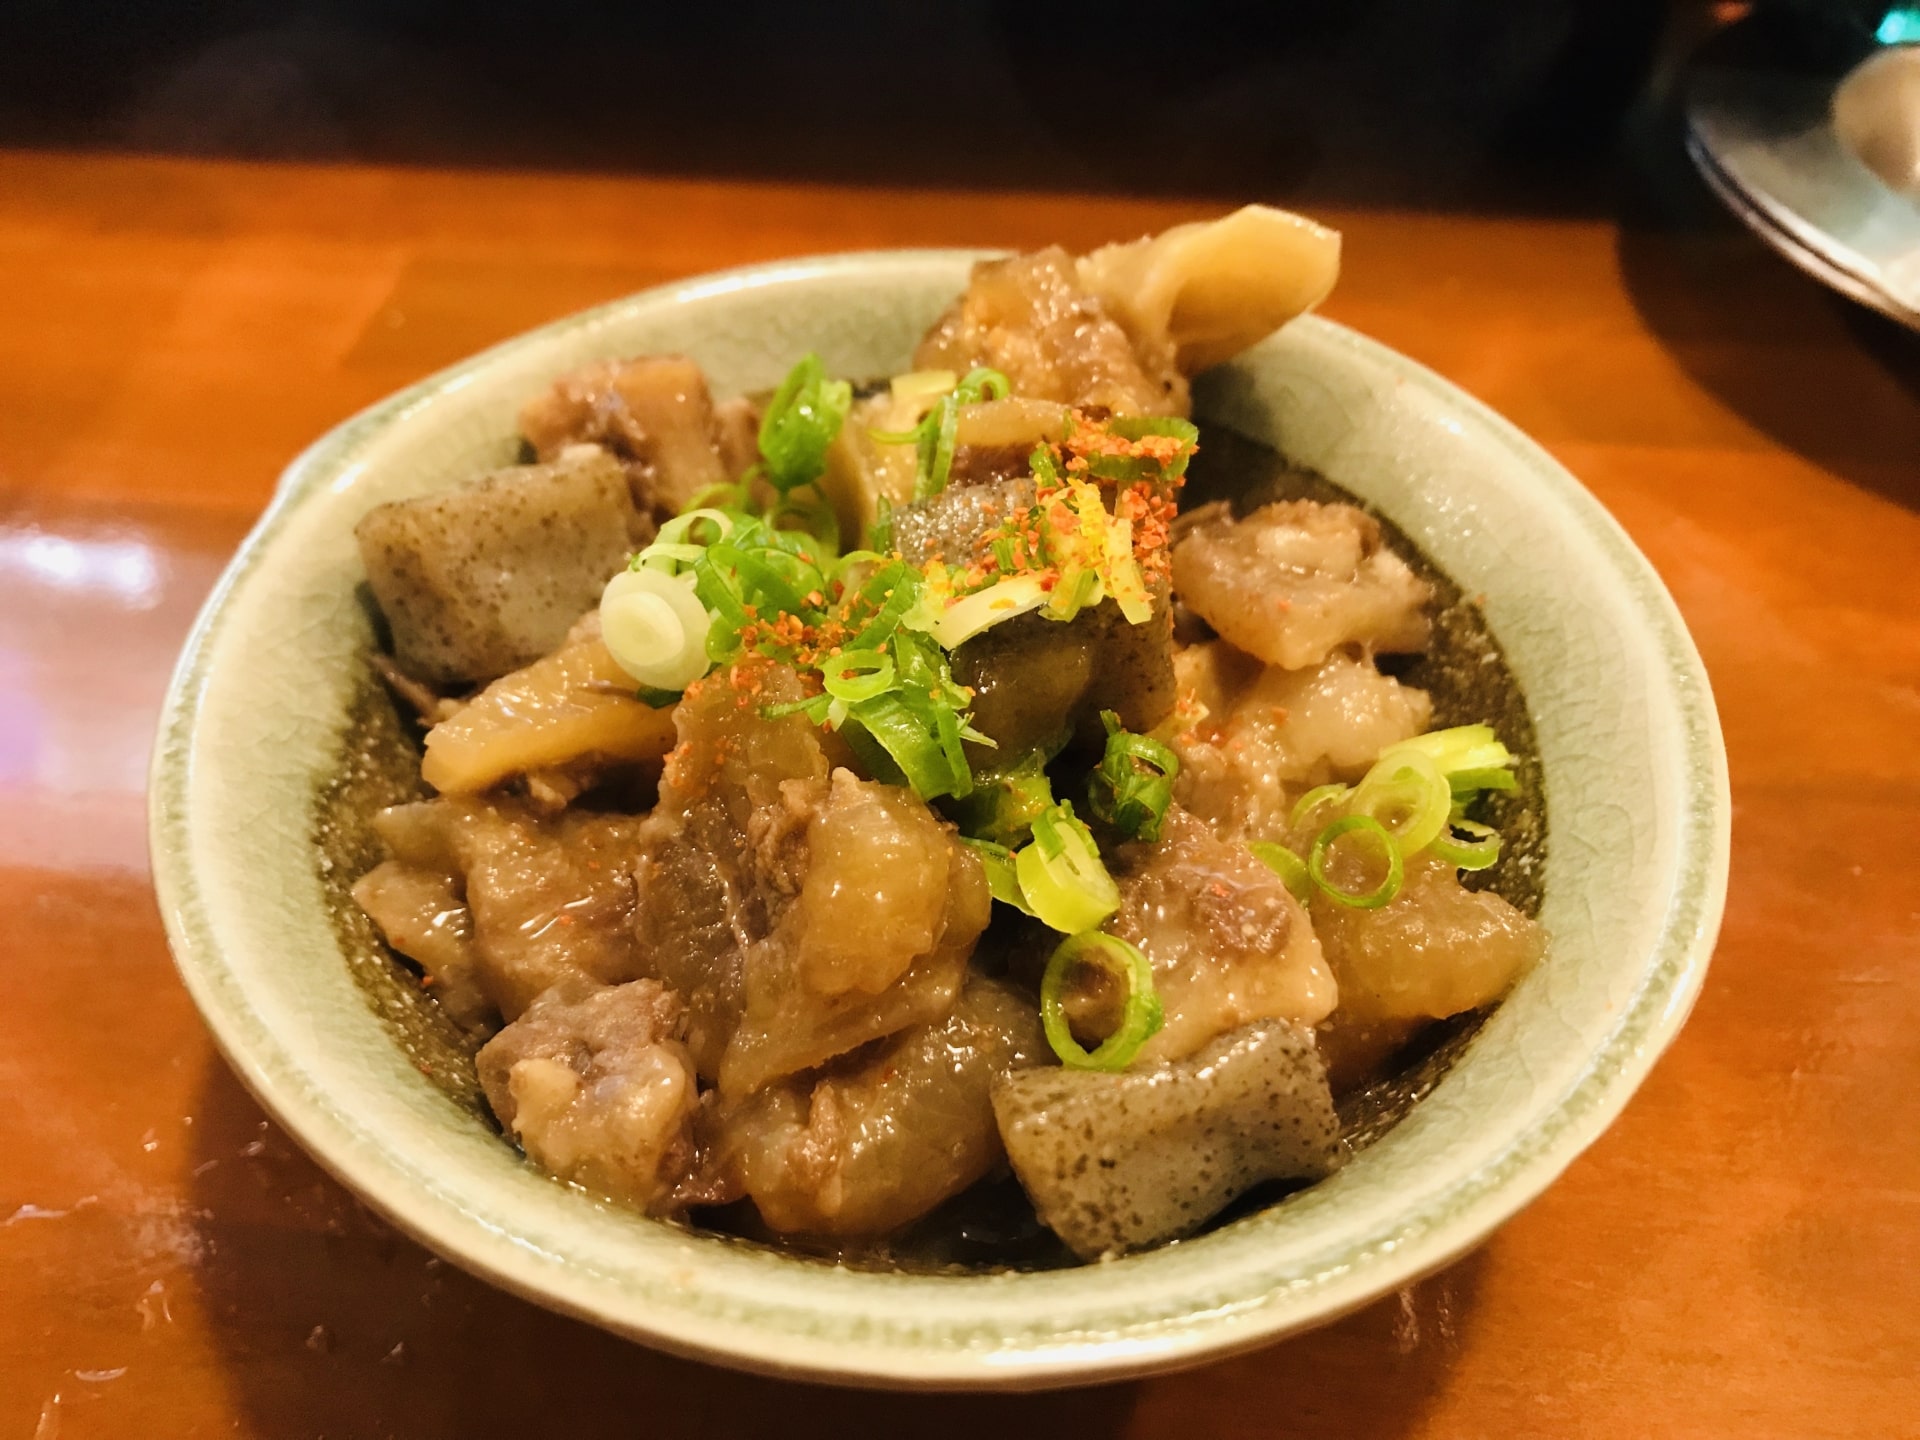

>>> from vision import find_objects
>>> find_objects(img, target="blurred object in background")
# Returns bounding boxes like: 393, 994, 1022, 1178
1684, 3, 1920, 328
0, 0, 1666, 208
1834, 44, 1920, 194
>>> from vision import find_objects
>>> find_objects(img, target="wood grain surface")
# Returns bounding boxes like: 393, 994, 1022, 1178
1, 148, 1915, 1439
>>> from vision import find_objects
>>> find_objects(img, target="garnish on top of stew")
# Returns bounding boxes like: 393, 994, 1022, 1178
347, 206, 1544, 1262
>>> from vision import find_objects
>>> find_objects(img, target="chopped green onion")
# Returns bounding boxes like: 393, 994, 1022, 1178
767, 484, 842, 553
758, 353, 852, 493
1448, 766, 1519, 796
950, 749, 1055, 847
960, 838, 1037, 916
1429, 818, 1503, 870
953, 366, 1010, 404
1107, 415, 1200, 480
635, 685, 683, 709
871, 367, 1007, 501
820, 648, 894, 703
844, 690, 966, 800
865, 496, 895, 553
598, 567, 715, 691
1088, 710, 1178, 843
1349, 748, 1451, 856
1249, 841, 1313, 903
1040, 931, 1164, 1071
847, 561, 924, 650
1015, 802, 1120, 934
1307, 815, 1405, 909
1381, 725, 1514, 780
1289, 782, 1351, 831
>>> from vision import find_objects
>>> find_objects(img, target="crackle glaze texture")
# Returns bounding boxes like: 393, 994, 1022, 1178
149, 252, 1729, 1388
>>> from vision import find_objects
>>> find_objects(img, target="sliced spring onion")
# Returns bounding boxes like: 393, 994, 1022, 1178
758, 353, 852, 493
1016, 802, 1121, 935
1087, 710, 1178, 843
844, 690, 967, 801
635, 685, 683, 709
1289, 782, 1352, 831
1040, 931, 1164, 1072
820, 648, 895, 703
1448, 765, 1519, 796
951, 749, 1056, 848
1307, 814, 1405, 909
599, 567, 716, 691
952, 748, 1059, 852
953, 366, 1011, 404
1349, 747, 1452, 857
925, 573, 1053, 649
1107, 414, 1201, 480
1429, 818, 1503, 870
960, 838, 1037, 916
1249, 841, 1313, 903
1380, 724, 1514, 780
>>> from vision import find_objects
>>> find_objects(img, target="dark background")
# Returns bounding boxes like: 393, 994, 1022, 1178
0, 0, 1683, 207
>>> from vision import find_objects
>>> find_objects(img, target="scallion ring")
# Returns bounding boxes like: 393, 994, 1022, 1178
1015, 803, 1121, 934
1307, 814, 1405, 909
1349, 748, 1451, 856
1429, 818, 1503, 871
1249, 841, 1313, 904
820, 648, 894, 703
1040, 931, 1165, 1072
1289, 782, 1351, 831
598, 567, 715, 692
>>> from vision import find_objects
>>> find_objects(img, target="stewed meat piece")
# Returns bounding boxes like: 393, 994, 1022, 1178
477, 977, 699, 1214
418, 610, 677, 797
714, 976, 1047, 1235
1310, 852, 1544, 1024
1171, 500, 1431, 670
355, 794, 648, 1022
518, 354, 753, 519
914, 248, 1188, 417
630, 667, 990, 1095
1172, 648, 1432, 841
1086, 807, 1336, 1063
720, 769, 991, 1100
627, 664, 838, 1078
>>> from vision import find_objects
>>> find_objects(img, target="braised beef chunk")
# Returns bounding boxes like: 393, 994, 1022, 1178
1309, 853, 1542, 1025
477, 977, 699, 1215
628, 664, 836, 1079
418, 610, 677, 798
992, 1020, 1340, 1259
351, 860, 490, 1029
1173, 649, 1432, 841
719, 769, 991, 1100
1096, 808, 1336, 1062
519, 355, 754, 521
712, 976, 1046, 1236
1171, 499, 1432, 669
915, 248, 1188, 417
359, 795, 648, 1022
355, 448, 644, 687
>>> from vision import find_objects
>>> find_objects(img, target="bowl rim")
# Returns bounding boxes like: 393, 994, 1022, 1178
150, 249, 1731, 1390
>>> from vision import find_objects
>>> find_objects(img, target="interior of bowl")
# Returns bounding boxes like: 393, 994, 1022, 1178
151, 252, 1728, 1388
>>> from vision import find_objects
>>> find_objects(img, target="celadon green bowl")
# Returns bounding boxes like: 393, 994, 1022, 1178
150, 252, 1730, 1390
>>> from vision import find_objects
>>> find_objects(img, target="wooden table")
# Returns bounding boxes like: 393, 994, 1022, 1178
2, 148, 1915, 1439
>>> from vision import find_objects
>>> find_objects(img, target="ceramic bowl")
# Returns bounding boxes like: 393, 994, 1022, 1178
150, 251, 1730, 1390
